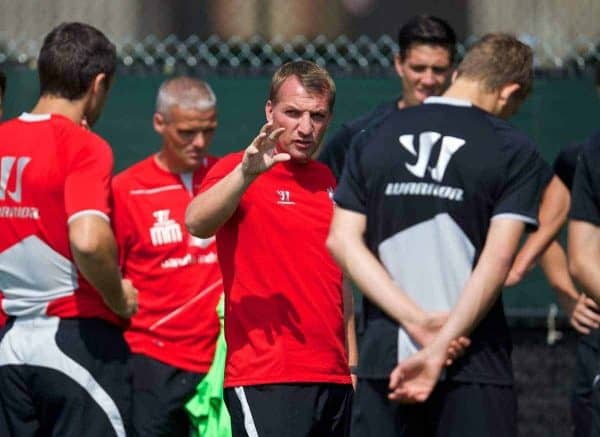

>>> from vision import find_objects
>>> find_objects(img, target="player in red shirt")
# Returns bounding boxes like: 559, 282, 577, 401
186, 60, 355, 437
111, 76, 223, 436
0, 22, 137, 437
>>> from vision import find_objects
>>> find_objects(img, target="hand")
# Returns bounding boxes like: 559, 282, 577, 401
388, 346, 446, 403
405, 312, 470, 366
563, 293, 600, 334
105, 279, 138, 318
241, 123, 289, 177
404, 312, 448, 348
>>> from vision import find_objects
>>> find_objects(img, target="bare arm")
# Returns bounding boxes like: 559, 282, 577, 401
505, 176, 569, 286
342, 277, 358, 387
540, 240, 600, 334
69, 215, 137, 318
186, 124, 289, 238
569, 220, 600, 306
388, 217, 524, 402
327, 207, 429, 334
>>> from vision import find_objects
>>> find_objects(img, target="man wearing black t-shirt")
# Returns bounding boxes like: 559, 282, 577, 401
318, 15, 456, 180
328, 34, 553, 437
568, 127, 600, 437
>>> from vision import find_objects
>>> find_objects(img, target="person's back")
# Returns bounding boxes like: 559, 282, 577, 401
0, 114, 119, 321
0, 22, 136, 437
328, 33, 553, 437
339, 99, 547, 381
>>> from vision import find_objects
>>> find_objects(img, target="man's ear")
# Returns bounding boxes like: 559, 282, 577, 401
499, 83, 521, 105
91, 73, 107, 95
153, 112, 166, 135
265, 100, 274, 123
393, 54, 405, 78
451, 70, 459, 84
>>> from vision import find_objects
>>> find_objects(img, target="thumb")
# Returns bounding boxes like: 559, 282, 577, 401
272, 153, 291, 164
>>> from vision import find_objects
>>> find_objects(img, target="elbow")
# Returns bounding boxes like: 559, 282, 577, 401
568, 255, 584, 283
69, 217, 113, 259
70, 233, 104, 259
184, 205, 213, 239
326, 230, 345, 265
185, 217, 213, 239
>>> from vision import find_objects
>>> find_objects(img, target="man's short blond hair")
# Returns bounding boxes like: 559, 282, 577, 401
269, 60, 336, 112
456, 33, 533, 100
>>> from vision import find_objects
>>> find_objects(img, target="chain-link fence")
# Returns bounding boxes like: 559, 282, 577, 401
1, 33, 600, 76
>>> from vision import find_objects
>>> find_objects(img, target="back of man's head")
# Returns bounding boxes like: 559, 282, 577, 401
456, 33, 533, 101
397, 15, 457, 62
156, 76, 216, 121
38, 22, 116, 100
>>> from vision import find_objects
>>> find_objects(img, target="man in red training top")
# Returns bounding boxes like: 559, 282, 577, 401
112, 76, 223, 436
186, 60, 355, 437
0, 22, 137, 437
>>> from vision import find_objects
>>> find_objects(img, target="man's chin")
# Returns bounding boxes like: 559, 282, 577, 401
290, 150, 312, 164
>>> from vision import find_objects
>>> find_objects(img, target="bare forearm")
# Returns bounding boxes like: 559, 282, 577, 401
186, 164, 255, 238
327, 211, 426, 328
431, 219, 524, 350
509, 177, 569, 281
343, 278, 358, 367
69, 218, 124, 309
569, 221, 600, 304
540, 240, 579, 302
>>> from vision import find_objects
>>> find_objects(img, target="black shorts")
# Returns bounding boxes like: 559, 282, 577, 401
224, 383, 353, 437
0, 316, 132, 437
351, 377, 517, 437
572, 331, 600, 437
129, 353, 205, 437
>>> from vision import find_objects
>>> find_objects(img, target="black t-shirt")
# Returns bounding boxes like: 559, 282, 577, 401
318, 100, 399, 181
334, 97, 553, 384
554, 142, 581, 190
571, 131, 600, 225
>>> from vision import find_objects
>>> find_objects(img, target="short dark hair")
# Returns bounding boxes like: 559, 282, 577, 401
0, 71, 5, 97
38, 22, 117, 100
269, 60, 336, 112
397, 15, 457, 62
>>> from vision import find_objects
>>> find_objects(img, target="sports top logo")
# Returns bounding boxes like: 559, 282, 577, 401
0, 156, 31, 202
399, 132, 465, 182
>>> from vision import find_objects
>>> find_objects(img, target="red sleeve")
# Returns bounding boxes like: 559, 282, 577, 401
111, 175, 134, 268
64, 133, 114, 221
199, 152, 244, 193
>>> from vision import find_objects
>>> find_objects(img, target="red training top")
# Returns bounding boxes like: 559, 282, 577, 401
112, 155, 222, 372
0, 113, 121, 324
200, 152, 350, 387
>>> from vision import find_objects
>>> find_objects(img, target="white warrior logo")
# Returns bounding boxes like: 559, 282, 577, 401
399, 132, 465, 182
0, 157, 31, 202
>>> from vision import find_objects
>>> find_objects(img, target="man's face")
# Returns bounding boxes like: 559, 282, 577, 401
265, 76, 332, 164
395, 44, 453, 108
154, 105, 218, 173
